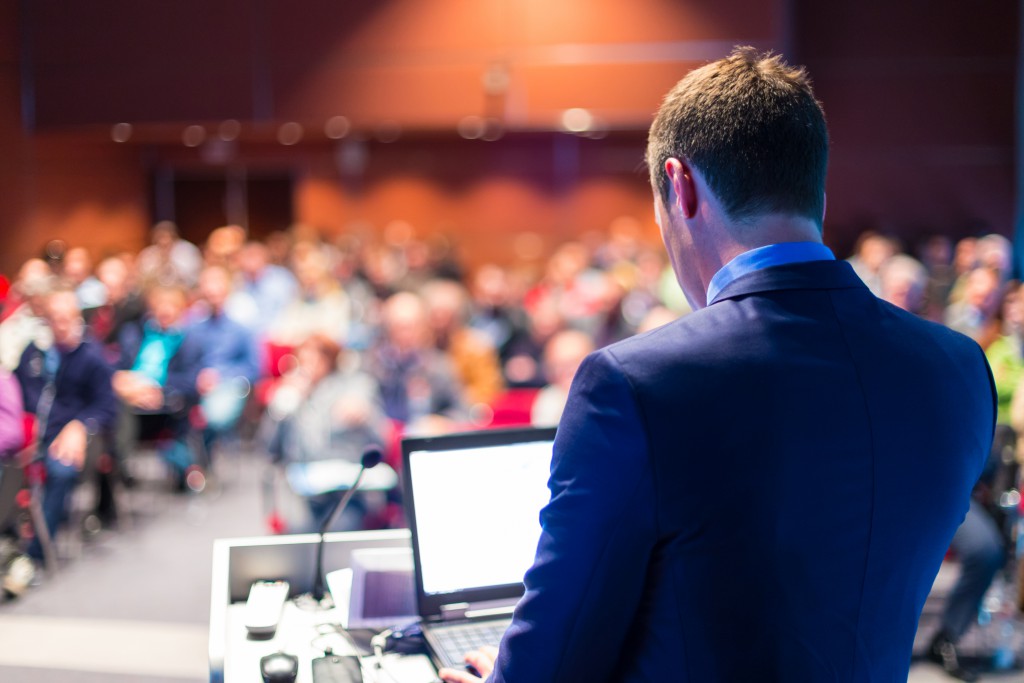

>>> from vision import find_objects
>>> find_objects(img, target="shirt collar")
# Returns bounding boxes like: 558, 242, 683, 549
706, 241, 835, 304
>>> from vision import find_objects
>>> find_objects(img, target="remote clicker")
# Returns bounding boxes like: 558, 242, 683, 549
244, 580, 290, 638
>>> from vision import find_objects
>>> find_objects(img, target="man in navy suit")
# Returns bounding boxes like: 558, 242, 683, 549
440, 47, 995, 683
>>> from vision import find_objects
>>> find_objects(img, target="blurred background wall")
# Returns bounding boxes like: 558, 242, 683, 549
0, 0, 1017, 275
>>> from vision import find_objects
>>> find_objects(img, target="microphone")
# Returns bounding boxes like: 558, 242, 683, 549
312, 446, 383, 602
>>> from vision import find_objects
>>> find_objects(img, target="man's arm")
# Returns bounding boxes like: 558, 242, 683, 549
49, 348, 117, 469
459, 349, 657, 683
77, 348, 118, 433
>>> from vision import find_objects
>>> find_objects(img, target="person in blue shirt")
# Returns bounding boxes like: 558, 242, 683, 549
15, 287, 117, 558
226, 241, 298, 336
190, 265, 259, 458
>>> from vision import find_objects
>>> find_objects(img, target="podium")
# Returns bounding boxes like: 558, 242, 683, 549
209, 529, 436, 683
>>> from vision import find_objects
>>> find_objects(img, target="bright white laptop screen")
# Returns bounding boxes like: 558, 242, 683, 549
408, 439, 553, 596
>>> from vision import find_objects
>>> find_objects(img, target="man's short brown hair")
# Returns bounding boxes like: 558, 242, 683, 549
646, 46, 828, 226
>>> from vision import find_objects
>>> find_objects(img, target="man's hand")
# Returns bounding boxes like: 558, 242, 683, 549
132, 385, 164, 411
111, 370, 137, 399
49, 419, 87, 469
196, 368, 220, 395
438, 646, 498, 683
113, 371, 164, 410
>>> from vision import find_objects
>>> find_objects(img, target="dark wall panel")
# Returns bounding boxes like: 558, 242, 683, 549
29, 0, 255, 126
795, 0, 1018, 252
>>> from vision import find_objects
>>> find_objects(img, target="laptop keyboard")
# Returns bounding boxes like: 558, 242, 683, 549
431, 619, 511, 668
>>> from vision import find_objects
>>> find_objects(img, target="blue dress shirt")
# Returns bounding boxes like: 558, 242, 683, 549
706, 241, 835, 304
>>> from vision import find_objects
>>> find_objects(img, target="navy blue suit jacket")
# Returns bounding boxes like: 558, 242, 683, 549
491, 260, 995, 682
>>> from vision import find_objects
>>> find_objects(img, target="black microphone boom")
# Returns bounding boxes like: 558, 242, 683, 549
311, 446, 383, 602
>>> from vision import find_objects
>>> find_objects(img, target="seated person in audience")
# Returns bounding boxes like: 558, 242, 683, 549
202, 225, 245, 269
982, 283, 1024, 426
61, 247, 106, 312
190, 265, 259, 458
366, 291, 467, 433
530, 330, 594, 427
226, 241, 298, 336
878, 254, 928, 316
976, 233, 1013, 283
264, 333, 388, 530
267, 246, 350, 346
136, 221, 202, 289
945, 266, 1002, 341
500, 293, 566, 389
845, 230, 897, 296
15, 287, 117, 560
0, 259, 54, 371
918, 235, 956, 321
112, 284, 203, 485
88, 256, 145, 363
468, 264, 530, 363
422, 279, 504, 408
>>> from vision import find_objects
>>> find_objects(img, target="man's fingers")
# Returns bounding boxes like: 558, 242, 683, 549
437, 667, 483, 683
465, 648, 497, 677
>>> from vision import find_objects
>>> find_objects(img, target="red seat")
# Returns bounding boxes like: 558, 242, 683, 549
486, 388, 540, 428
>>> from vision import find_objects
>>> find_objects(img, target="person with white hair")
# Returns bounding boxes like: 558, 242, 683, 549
879, 254, 928, 314
0, 259, 55, 371
136, 221, 202, 289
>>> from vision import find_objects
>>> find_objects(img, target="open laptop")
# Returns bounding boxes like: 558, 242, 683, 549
402, 426, 556, 671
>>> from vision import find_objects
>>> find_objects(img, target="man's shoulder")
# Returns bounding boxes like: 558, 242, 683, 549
602, 303, 739, 361
599, 292, 987, 387
873, 296, 986, 362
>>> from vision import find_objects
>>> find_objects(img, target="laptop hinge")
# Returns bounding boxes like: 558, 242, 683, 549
440, 603, 470, 621
439, 598, 517, 621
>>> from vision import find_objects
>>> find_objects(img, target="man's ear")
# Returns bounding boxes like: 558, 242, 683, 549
665, 158, 698, 219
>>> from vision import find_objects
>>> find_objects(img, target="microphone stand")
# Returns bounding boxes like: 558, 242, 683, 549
311, 447, 383, 603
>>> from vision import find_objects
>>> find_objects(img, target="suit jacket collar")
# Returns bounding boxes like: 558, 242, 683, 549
708, 259, 867, 306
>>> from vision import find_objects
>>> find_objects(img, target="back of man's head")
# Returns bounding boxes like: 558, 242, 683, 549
646, 46, 828, 227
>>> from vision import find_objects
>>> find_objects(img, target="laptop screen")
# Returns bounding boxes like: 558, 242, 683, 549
403, 427, 556, 610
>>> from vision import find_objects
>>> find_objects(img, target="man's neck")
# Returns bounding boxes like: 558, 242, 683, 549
55, 338, 82, 354
693, 214, 822, 306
